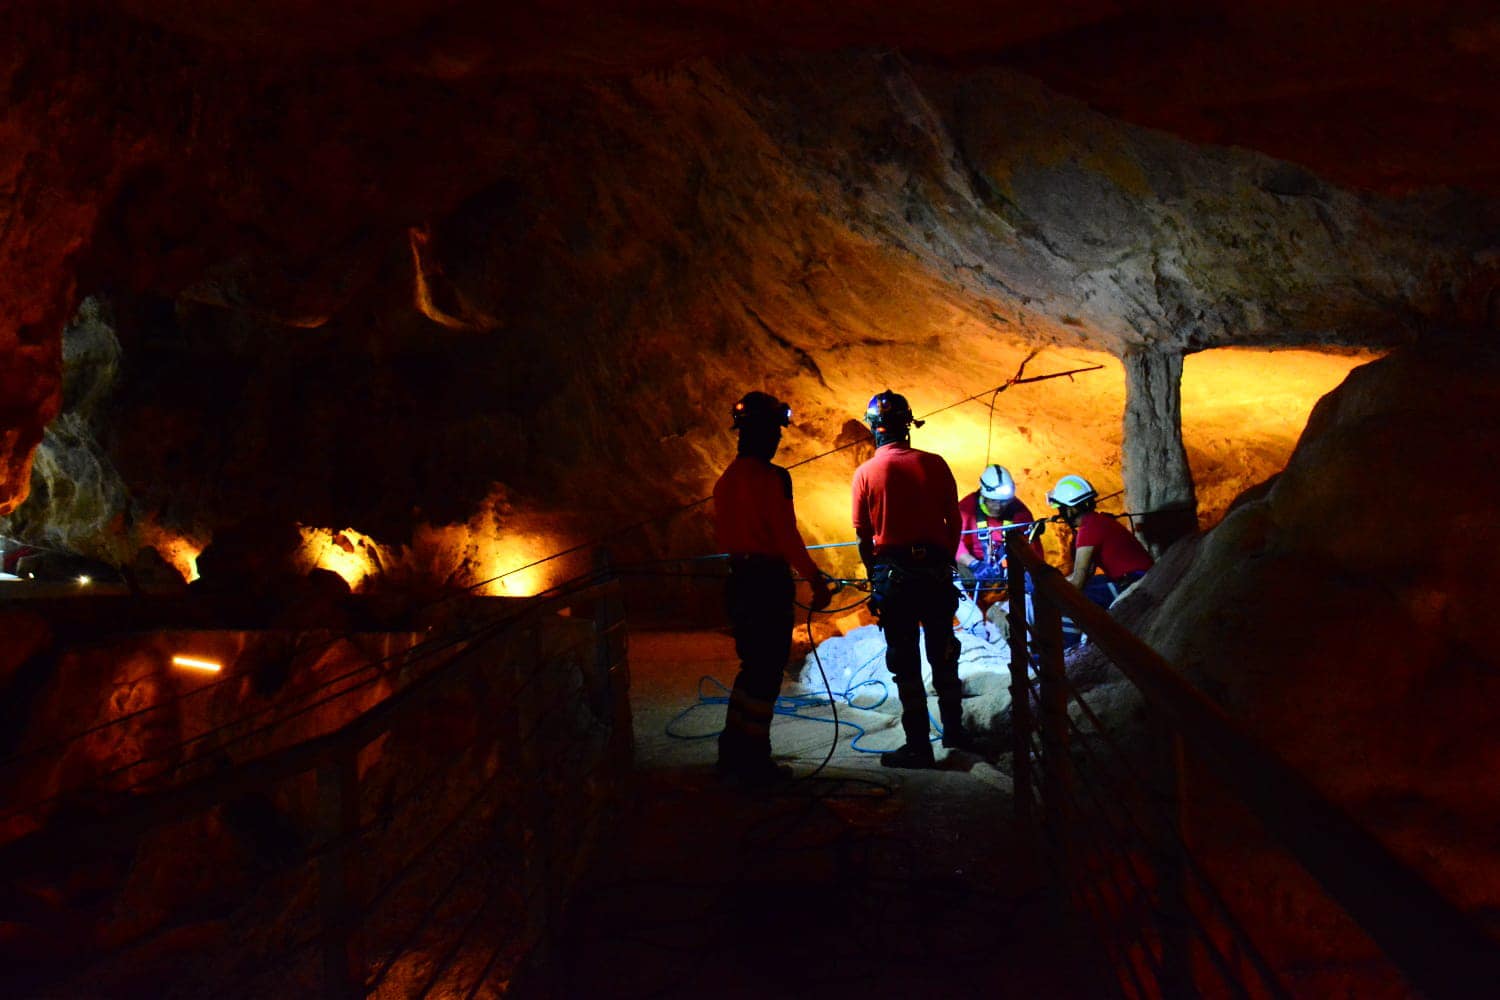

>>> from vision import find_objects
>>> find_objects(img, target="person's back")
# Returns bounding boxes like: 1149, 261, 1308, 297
713, 390, 830, 785
715, 455, 821, 579
850, 390, 972, 768
1074, 510, 1153, 581
852, 443, 960, 555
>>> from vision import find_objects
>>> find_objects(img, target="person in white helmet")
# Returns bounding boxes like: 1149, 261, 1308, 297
955, 464, 1044, 598
1047, 474, 1153, 609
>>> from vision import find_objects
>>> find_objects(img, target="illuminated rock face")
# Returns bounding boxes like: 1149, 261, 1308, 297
0, 301, 128, 556
0, 3, 1496, 580
1123, 343, 1500, 987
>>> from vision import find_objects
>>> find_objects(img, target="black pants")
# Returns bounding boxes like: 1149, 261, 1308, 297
875, 559, 962, 747
720, 560, 794, 765
1065, 570, 1148, 649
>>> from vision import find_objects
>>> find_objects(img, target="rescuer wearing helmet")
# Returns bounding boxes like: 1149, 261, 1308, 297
851, 390, 975, 768
1047, 474, 1153, 609
712, 390, 833, 784
956, 464, 1044, 595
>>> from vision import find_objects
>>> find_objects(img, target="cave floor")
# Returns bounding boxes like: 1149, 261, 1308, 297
542, 629, 1108, 999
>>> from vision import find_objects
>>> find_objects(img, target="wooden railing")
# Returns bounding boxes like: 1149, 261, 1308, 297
1, 568, 630, 998
1004, 532, 1500, 999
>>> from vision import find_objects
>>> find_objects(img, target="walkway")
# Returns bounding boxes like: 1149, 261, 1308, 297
540, 630, 1108, 998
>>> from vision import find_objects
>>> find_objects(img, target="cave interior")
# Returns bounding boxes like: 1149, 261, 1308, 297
2, 0, 1500, 995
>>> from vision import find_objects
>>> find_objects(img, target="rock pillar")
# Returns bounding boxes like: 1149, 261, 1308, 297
1121, 347, 1198, 556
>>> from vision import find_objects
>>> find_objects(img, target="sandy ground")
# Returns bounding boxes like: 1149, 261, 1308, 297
539, 629, 1109, 998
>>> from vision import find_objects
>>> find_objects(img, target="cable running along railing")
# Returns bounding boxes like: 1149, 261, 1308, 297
400, 354, 1105, 598
1002, 531, 1500, 999
0, 558, 631, 999
0, 568, 611, 830
1, 351, 1101, 751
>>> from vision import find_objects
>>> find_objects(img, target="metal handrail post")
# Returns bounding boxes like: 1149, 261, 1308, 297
1032, 578, 1072, 870
518, 623, 549, 943
1006, 541, 1500, 998
592, 548, 632, 756
1004, 533, 1034, 831
317, 748, 363, 1000
1156, 729, 1196, 997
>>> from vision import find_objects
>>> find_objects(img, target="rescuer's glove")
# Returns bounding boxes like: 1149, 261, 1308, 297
972, 560, 1004, 584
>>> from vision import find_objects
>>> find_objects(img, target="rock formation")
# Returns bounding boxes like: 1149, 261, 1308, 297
1109, 341, 1500, 988
3, 3, 1500, 991
2, 8, 1495, 584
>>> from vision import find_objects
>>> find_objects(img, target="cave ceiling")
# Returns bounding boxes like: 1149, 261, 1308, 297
105, 0, 1500, 195
1, 0, 1498, 566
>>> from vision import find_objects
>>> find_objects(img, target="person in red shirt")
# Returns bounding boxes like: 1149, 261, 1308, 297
713, 391, 832, 784
955, 464, 1044, 602
852, 390, 975, 768
1047, 474, 1154, 610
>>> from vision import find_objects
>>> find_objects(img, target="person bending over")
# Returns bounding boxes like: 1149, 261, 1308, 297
955, 463, 1044, 598
1047, 474, 1153, 608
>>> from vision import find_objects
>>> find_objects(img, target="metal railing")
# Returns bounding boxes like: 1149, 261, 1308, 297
1004, 532, 1500, 999
0, 565, 630, 998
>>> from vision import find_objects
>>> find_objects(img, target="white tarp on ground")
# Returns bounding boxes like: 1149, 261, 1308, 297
788, 588, 1017, 735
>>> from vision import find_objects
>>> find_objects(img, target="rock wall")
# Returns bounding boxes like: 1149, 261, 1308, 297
0, 604, 628, 995
1116, 341, 1500, 989
2, 29, 1493, 578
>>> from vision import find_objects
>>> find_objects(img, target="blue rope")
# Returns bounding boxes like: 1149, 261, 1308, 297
664, 646, 950, 752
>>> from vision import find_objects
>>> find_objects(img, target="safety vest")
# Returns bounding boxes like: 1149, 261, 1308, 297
977, 516, 1022, 564
977, 517, 996, 563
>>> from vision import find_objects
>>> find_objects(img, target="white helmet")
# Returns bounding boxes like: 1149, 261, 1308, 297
978, 464, 1016, 503
1047, 474, 1096, 509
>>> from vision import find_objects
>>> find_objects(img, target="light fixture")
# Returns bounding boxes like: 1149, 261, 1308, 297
76, 575, 92, 586
172, 655, 222, 673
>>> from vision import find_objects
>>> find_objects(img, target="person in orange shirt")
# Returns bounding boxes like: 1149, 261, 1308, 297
713, 391, 832, 784
852, 390, 975, 768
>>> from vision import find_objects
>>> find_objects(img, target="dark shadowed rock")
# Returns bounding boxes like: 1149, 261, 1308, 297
1122, 340, 1500, 989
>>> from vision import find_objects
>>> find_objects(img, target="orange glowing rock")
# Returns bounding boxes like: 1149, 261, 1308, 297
138, 522, 205, 583
294, 496, 578, 597
407, 225, 502, 332
409, 506, 576, 598
296, 526, 389, 591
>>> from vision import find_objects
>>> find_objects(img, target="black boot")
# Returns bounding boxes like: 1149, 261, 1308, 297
938, 700, 981, 752
717, 756, 794, 785
881, 742, 936, 769
885, 681, 937, 768
941, 727, 982, 752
